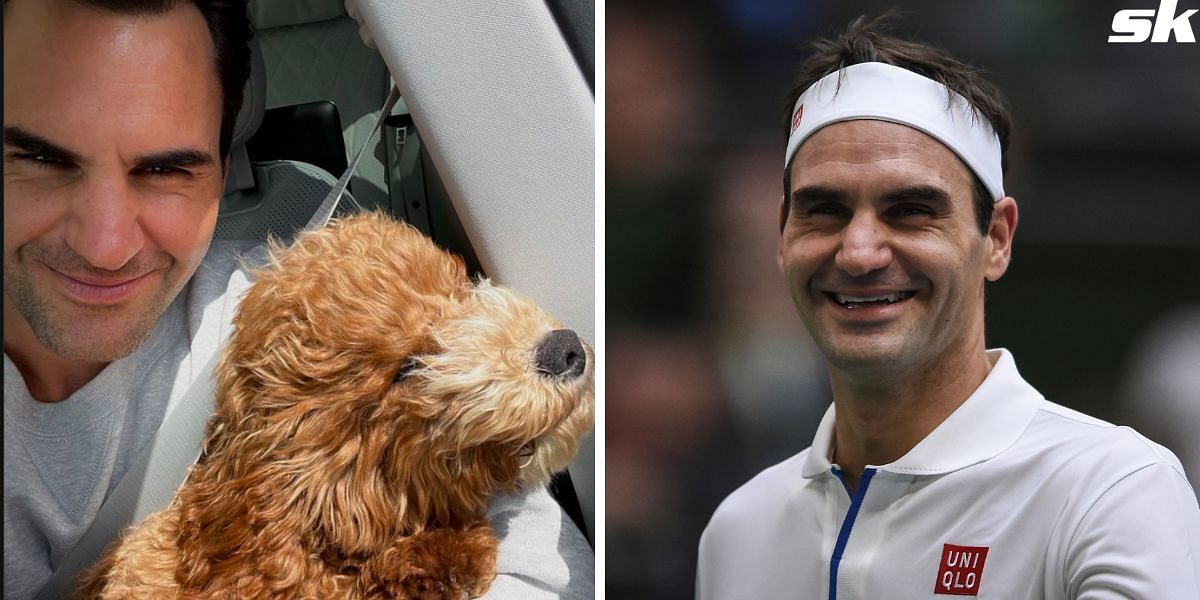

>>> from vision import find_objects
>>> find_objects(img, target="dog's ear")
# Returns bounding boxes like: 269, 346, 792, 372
174, 454, 314, 593
178, 378, 408, 584
176, 407, 409, 588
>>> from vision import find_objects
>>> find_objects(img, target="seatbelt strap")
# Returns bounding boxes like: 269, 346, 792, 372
34, 86, 401, 600
33, 351, 222, 600
305, 86, 401, 232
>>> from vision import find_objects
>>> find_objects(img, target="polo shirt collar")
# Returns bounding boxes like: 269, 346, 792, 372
801, 348, 1044, 478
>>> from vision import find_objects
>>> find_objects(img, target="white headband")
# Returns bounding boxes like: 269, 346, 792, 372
785, 62, 1005, 201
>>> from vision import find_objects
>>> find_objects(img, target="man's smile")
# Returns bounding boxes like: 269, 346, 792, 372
825, 290, 917, 309
43, 262, 160, 306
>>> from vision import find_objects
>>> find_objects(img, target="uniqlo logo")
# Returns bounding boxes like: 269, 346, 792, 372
934, 544, 989, 596
790, 104, 804, 134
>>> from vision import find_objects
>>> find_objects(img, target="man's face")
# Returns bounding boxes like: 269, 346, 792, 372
3, 1, 224, 362
778, 120, 1014, 377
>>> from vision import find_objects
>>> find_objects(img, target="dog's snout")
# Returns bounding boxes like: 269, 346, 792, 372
534, 329, 586, 379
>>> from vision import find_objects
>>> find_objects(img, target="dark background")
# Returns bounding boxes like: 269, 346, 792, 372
605, 1, 1200, 597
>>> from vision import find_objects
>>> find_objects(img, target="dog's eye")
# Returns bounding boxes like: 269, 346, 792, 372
393, 358, 420, 383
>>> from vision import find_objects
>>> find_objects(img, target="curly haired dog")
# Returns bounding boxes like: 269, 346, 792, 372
77, 212, 595, 599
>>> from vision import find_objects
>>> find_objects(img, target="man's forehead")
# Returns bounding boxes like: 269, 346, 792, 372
3, 0, 222, 159
3, 0, 217, 86
789, 120, 974, 191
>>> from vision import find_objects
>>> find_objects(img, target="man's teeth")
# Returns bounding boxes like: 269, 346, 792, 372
834, 292, 912, 305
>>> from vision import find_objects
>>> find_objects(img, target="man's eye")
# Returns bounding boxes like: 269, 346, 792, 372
892, 204, 934, 217
137, 166, 189, 178
11, 153, 70, 169
805, 203, 848, 217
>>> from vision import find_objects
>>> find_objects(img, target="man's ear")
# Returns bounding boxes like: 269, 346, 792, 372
777, 194, 788, 272
778, 193, 789, 233
985, 196, 1018, 282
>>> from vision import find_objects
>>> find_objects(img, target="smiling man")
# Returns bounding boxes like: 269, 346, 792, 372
697, 16, 1200, 600
4, 4, 228, 400
3, 0, 253, 597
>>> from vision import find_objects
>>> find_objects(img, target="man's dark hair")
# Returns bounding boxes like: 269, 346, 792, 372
781, 13, 1012, 235
6, 0, 253, 161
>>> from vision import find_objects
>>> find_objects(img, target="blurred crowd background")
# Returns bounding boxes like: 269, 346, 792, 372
605, 0, 1200, 597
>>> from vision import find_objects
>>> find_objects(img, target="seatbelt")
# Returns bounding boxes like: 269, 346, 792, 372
305, 87, 401, 231
34, 86, 401, 600
33, 352, 223, 600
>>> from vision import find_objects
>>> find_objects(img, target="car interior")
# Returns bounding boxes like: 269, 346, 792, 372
214, 0, 596, 543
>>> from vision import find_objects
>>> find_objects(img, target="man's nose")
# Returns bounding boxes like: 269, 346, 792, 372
834, 212, 892, 276
64, 175, 144, 271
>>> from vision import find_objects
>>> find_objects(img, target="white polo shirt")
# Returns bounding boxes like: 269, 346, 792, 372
697, 349, 1200, 599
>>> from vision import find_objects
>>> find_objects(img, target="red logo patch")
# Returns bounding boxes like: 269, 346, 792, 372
790, 104, 804, 134
934, 544, 988, 596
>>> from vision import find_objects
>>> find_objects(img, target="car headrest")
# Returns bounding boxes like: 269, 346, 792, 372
249, 0, 346, 29
224, 38, 267, 196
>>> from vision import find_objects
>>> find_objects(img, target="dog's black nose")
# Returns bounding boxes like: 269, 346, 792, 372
534, 329, 587, 379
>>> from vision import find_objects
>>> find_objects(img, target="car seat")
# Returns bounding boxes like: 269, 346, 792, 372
215, 37, 360, 244
217, 2, 593, 543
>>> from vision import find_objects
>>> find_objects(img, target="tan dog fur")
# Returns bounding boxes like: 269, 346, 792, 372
77, 212, 595, 599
